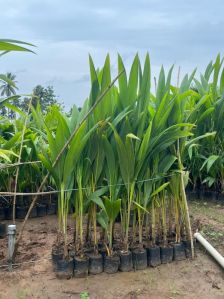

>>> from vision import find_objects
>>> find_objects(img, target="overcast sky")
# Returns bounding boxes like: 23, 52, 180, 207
1, 0, 224, 110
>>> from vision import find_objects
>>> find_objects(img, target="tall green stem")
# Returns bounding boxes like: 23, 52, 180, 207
177, 140, 194, 258
151, 199, 156, 245
108, 220, 113, 256
125, 182, 135, 251
161, 195, 167, 245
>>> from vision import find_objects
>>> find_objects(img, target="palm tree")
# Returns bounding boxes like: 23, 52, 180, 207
0, 72, 18, 96
0, 72, 18, 117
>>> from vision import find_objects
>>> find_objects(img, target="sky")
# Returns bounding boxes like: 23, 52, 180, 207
1, 0, 224, 110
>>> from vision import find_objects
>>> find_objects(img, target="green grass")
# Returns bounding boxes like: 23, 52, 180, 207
190, 200, 224, 224
190, 200, 224, 248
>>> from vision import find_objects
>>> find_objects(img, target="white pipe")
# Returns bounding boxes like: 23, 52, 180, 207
194, 232, 224, 269
8, 224, 16, 271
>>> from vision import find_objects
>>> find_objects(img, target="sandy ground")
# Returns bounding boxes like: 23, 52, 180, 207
0, 199, 223, 299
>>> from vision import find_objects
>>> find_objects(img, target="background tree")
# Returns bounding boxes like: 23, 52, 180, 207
20, 85, 63, 113
0, 72, 18, 97
0, 72, 18, 118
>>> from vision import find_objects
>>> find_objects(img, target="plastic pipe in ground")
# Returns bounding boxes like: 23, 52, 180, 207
8, 224, 16, 271
194, 232, 224, 269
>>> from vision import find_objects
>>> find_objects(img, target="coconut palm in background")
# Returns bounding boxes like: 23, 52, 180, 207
0, 72, 18, 118
0, 39, 34, 121
0, 72, 18, 97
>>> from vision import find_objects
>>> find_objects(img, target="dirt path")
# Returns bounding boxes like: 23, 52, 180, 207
0, 200, 223, 299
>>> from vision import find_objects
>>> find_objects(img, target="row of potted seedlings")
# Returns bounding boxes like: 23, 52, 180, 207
0, 195, 58, 238
0, 195, 58, 221
187, 189, 224, 201
52, 240, 191, 278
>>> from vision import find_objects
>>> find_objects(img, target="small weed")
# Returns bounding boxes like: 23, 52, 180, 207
80, 292, 90, 299
169, 284, 180, 298
16, 288, 30, 299
201, 224, 224, 245
146, 273, 157, 287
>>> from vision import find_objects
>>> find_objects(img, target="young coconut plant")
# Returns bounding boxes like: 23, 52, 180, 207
33, 104, 98, 258
97, 134, 121, 256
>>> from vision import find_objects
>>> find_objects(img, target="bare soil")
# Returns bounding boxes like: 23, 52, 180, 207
0, 199, 223, 299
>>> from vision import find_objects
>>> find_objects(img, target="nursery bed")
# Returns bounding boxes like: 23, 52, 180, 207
0, 199, 223, 299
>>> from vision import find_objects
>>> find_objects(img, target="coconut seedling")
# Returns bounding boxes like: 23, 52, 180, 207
112, 54, 151, 252
33, 105, 98, 258
97, 134, 121, 256
84, 53, 129, 254
112, 126, 139, 252
87, 131, 106, 253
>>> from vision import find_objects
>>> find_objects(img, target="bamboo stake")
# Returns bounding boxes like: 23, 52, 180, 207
180, 171, 194, 258
12, 70, 124, 260
177, 140, 194, 258
12, 100, 32, 223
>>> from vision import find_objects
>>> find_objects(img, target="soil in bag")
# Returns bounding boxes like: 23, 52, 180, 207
202, 190, 217, 201
88, 254, 103, 275
218, 193, 224, 201
29, 206, 37, 218
104, 255, 120, 274
16, 206, 28, 219
25, 196, 37, 218
52, 247, 64, 269
98, 247, 107, 260
183, 240, 192, 259
16, 205, 37, 219
119, 250, 133, 272
36, 204, 47, 217
4, 206, 13, 220
74, 256, 89, 278
132, 248, 147, 270
160, 245, 173, 264
188, 190, 200, 201
173, 243, 186, 261
56, 258, 73, 279
47, 203, 57, 215
0, 223, 6, 238
0, 207, 5, 220
147, 246, 161, 267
